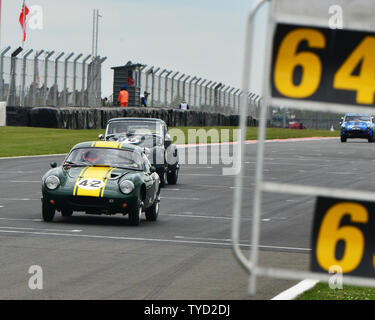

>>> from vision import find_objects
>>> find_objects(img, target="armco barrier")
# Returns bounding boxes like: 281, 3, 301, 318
6, 106, 257, 129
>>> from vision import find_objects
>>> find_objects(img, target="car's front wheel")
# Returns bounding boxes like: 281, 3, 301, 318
368, 136, 374, 143
145, 196, 160, 222
340, 135, 347, 142
42, 199, 55, 222
157, 168, 167, 187
129, 196, 143, 226
167, 167, 178, 185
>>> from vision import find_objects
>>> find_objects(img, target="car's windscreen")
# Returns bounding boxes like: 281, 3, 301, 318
65, 148, 143, 170
118, 134, 163, 148
107, 121, 163, 136
345, 116, 371, 122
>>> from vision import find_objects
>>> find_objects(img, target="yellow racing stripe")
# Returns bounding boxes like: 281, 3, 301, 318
73, 167, 89, 196
100, 168, 115, 197
93, 141, 121, 149
73, 166, 113, 197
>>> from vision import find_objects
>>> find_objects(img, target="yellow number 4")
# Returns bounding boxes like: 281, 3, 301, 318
334, 36, 375, 105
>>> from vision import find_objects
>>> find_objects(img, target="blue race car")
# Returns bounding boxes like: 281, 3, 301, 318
340, 113, 375, 143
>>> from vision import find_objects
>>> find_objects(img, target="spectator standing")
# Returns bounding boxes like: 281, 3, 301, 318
118, 85, 129, 107
179, 101, 189, 110
140, 91, 149, 107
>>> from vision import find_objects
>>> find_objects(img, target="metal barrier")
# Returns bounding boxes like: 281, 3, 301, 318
133, 62, 262, 115
1, 46, 106, 108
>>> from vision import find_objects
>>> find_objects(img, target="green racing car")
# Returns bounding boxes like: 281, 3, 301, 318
41, 141, 161, 226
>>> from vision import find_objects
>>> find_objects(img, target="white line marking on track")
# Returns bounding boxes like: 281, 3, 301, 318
164, 212, 287, 221
271, 279, 319, 300
0, 198, 39, 201
0, 217, 41, 222
0, 226, 82, 233
10, 181, 40, 183
163, 213, 236, 220
0, 154, 66, 160
174, 236, 311, 252
197, 184, 253, 190
327, 172, 352, 175
161, 196, 201, 201
0, 229, 312, 251
175, 235, 231, 242
180, 173, 252, 178
0, 171, 38, 173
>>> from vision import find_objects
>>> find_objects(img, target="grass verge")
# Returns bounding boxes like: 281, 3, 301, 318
297, 282, 375, 300
0, 126, 338, 158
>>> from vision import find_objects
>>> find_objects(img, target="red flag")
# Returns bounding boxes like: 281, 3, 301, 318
19, 2, 30, 42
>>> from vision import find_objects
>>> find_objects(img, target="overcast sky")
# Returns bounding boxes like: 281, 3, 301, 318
1, 0, 268, 97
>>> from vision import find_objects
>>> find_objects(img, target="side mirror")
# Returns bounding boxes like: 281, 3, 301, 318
150, 166, 156, 173
50, 162, 57, 168
98, 134, 104, 140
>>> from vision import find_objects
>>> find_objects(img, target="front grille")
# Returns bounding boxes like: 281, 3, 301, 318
69, 196, 107, 206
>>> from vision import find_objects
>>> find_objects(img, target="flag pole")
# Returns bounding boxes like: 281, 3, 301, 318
0, 0, 2, 49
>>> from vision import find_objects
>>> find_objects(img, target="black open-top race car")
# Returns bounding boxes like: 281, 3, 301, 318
100, 118, 179, 187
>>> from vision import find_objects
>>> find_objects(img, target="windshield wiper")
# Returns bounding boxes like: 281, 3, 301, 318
64, 161, 87, 167
105, 134, 118, 140
112, 165, 142, 171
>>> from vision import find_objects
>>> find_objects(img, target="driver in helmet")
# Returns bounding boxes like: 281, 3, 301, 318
82, 150, 100, 164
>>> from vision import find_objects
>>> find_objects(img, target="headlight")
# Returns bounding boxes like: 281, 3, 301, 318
119, 180, 135, 194
45, 175, 60, 190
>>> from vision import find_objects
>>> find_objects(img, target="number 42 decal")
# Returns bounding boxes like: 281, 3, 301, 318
78, 179, 104, 190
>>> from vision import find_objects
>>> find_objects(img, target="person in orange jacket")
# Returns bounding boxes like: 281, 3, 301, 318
118, 85, 129, 107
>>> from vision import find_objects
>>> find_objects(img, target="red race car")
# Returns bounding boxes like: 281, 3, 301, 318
286, 121, 306, 129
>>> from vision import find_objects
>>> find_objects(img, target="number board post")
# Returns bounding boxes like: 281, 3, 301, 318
231, 0, 375, 295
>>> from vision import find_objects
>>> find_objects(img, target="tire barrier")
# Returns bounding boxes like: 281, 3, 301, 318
6, 106, 258, 129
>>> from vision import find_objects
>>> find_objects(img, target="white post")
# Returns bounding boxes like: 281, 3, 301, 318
0, 101, 5, 126
95, 10, 101, 58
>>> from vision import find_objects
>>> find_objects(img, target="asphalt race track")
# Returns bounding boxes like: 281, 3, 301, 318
0, 137, 372, 300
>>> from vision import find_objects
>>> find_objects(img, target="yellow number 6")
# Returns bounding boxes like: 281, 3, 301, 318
316, 202, 368, 273
274, 28, 325, 98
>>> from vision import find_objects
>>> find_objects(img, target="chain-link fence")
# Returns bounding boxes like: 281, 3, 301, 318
271, 107, 342, 129
133, 64, 262, 116
2, 46, 106, 108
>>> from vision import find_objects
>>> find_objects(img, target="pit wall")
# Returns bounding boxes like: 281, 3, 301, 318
6, 106, 257, 129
